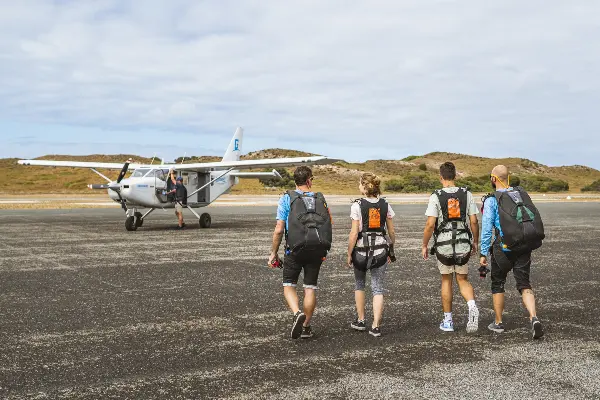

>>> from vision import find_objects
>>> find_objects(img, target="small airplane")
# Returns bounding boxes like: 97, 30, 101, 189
18, 127, 337, 231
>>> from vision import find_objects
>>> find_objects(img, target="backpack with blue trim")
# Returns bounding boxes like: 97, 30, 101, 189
494, 187, 545, 253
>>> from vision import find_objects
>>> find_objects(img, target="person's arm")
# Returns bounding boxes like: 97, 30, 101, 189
170, 170, 177, 185
386, 218, 396, 245
269, 220, 285, 266
480, 198, 496, 266
268, 195, 288, 266
422, 216, 437, 260
469, 214, 479, 255
347, 219, 360, 268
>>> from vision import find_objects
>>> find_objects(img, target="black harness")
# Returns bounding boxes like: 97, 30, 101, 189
431, 188, 473, 266
353, 198, 389, 270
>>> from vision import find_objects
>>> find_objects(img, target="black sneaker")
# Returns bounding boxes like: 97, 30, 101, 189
369, 327, 382, 337
301, 326, 313, 339
351, 319, 366, 331
531, 317, 544, 339
290, 311, 306, 339
488, 322, 505, 333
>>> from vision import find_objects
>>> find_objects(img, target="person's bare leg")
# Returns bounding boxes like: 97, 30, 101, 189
492, 293, 505, 324
283, 286, 300, 314
521, 289, 537, 320
456, 274, 475, 302
355, 290, 366, 321
178, 212, 184, 226
303, 288, 316, 326
441, 274, 453, 313
372, 294, 384, 328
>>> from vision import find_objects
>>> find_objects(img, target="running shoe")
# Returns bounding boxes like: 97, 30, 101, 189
466, 306, 480, 333
531, 317, 544, 339
290, 311, 306, 339
351, 319, 367, 331
301, 325, 313, 339
439, 320, 455, 332
488, 321, 505, 333
369, 327, 382, 337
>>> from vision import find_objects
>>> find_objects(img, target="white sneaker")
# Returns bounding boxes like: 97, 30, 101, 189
439, 320, 454, 332
466, 306, 479, 333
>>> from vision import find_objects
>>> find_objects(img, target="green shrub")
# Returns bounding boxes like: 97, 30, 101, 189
402, 155, 419, 162
519, 175, 569, 192
385, 173, 438, 193
456, 175, 491, 192
582, 179, 600, 192
260, 168, 295, 189
418, 163, 427, 171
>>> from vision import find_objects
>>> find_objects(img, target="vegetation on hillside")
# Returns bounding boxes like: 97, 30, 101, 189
2, 149, 598, 194
582, 179, 600, 192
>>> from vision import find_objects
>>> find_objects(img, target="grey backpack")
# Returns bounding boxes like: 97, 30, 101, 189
285, 191, 333, 256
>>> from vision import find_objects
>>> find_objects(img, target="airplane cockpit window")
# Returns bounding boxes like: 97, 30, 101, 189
131, 169, 150, 178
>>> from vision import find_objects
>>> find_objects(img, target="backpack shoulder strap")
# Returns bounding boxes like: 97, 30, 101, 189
378, 198, 388, 231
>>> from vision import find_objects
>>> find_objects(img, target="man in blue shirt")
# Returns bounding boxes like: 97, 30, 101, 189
269, 166, 324, 340
480, 165, 544, 339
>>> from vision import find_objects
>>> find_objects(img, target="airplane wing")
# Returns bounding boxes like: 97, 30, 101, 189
17, 155, 340, 171
17, 160, 144, 170
172, 156, 340, 172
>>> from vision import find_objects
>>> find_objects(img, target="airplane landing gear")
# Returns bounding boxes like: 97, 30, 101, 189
125, 216, 137, 231
135, 212, 143, 228
199, 213, 211, 228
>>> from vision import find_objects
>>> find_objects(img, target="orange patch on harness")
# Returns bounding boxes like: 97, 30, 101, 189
448, 198, 461, 219
368, 208, 381, 229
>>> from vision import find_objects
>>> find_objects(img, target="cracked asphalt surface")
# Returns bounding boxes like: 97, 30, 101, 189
0, 203, 598, 399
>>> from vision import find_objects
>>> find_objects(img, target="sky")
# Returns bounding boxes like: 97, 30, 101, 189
0, 1, 599, 167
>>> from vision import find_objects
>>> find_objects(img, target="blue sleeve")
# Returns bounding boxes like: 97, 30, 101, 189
480, 197, 497, 256
276, 194, 290, 222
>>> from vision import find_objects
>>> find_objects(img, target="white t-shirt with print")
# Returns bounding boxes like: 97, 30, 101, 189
425, 187, 478, 255
351, 198, 395, 256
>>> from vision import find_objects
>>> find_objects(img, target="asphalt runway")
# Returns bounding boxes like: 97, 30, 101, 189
0, 203, 598, 399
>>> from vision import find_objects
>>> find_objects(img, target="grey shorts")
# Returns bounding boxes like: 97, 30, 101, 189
354, 263, 387, 295
175, 203, 183, 213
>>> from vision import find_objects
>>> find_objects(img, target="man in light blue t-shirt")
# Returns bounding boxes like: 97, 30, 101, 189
269, 166, 324, 340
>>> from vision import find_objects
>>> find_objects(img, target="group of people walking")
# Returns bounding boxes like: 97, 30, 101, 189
269, 163, 546, 340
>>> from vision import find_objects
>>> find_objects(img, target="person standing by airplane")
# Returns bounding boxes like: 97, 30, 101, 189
169, 170, 187, 229
480, 165, 545, 339
347, 173, 396, 337
422, 162, 480, 333
268, 166, 333, 339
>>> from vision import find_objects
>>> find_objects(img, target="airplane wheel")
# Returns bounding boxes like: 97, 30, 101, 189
135, 212, 143, 227
199, 213, 211, 229
125, 216, 138, 231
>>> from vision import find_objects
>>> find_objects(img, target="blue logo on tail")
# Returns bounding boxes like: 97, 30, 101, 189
234, 139, 239, 151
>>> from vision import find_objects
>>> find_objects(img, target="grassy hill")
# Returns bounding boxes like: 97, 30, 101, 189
2, 150, 599, 195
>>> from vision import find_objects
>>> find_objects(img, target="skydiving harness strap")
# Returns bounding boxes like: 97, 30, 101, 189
354, 198, 389, 270
430, 188, 473, 261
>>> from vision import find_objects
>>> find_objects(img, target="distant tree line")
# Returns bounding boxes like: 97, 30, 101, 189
383, 173, 569, 193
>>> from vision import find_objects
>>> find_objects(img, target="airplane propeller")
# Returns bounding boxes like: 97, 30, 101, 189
87, 158, 132, 211
116, 158, 132, 183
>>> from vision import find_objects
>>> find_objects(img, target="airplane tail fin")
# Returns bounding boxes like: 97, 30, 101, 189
222, 127, 243, 162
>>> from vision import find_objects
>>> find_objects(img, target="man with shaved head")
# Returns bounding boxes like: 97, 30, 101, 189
480, 165, 545, 339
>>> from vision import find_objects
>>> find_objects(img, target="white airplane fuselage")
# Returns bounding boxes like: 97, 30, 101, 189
107, 167, 237, 209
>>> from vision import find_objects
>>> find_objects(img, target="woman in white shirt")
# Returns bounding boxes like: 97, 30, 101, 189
346, 173, 396, 337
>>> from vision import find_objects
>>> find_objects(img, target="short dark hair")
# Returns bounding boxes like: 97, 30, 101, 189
439, 162, 456, 181
294, 166, 313, 186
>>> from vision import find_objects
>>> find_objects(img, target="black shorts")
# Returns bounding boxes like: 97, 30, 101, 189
491, 247, 532, 294
282, 252, 324, 289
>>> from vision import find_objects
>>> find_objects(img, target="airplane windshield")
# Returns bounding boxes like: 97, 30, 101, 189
131, 169, 150, 178
154, 169, 170, 181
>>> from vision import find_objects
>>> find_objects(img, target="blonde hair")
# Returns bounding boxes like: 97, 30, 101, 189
361, 173, 381, 197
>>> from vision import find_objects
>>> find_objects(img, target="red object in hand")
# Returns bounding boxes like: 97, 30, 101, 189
271, 259, 283, 269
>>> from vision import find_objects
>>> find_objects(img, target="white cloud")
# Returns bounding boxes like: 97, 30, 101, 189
0, 1, 599, 166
